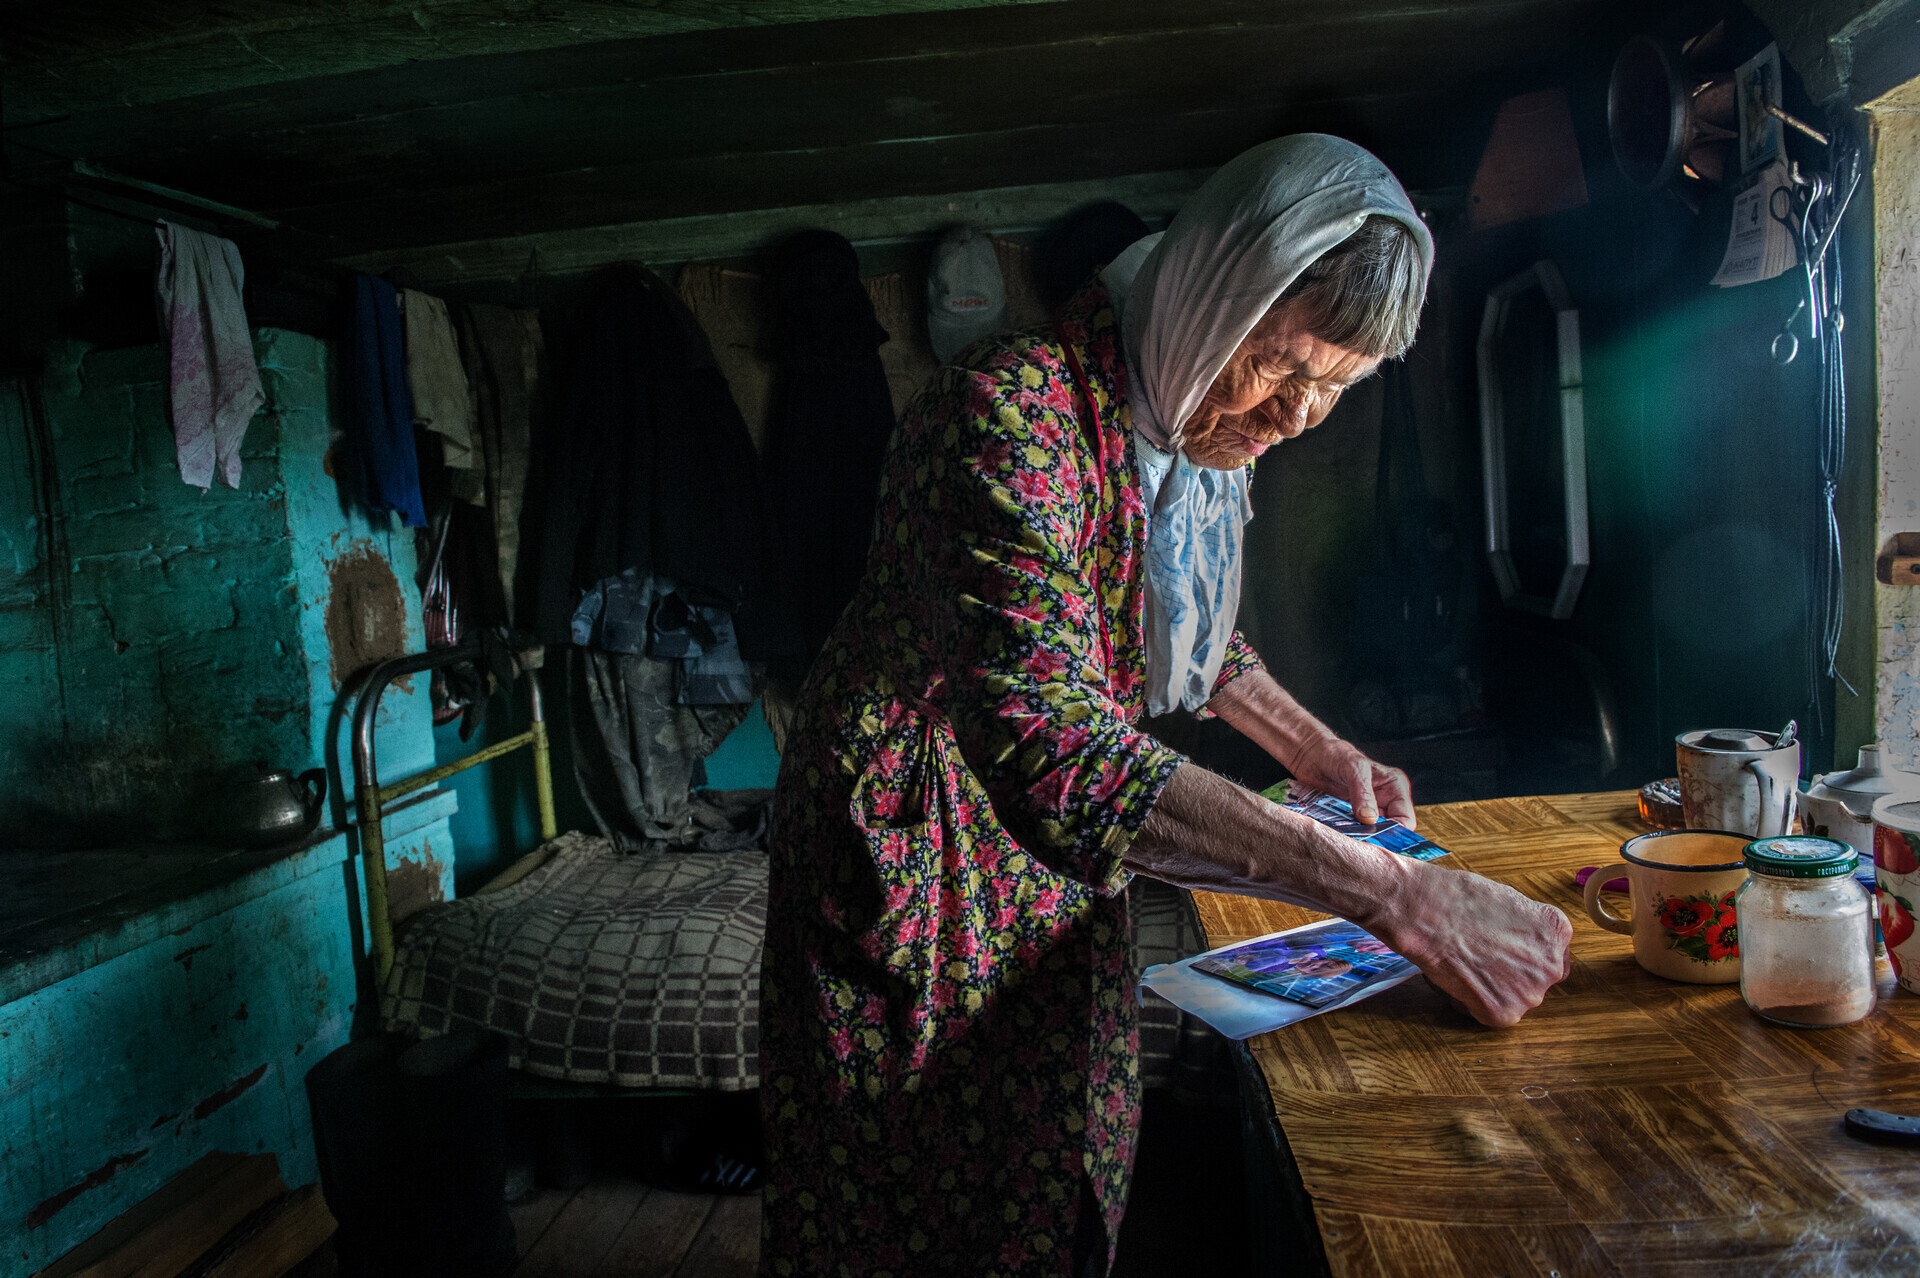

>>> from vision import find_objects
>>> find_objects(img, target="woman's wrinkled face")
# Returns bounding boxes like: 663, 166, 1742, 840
1181, 303, 1382, 470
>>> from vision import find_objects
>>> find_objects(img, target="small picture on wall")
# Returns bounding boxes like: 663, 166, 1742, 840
1736, 43, 1784, 174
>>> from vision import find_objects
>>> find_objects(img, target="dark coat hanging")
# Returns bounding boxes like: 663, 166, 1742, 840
531, 263, 768, 642
759, 230, 898, 679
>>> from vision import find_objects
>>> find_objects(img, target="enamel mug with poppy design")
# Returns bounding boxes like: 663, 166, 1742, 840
1583, 830, 1751, 983
1871, 796, 1920, 993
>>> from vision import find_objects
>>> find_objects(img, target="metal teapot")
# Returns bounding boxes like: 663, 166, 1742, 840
205, 764, 329, 849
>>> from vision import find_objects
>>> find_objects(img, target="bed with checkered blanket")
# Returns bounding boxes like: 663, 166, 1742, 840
380, 831, 1219, 1093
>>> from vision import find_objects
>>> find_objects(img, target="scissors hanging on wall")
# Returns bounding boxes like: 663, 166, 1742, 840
1767, 140, 1860, 368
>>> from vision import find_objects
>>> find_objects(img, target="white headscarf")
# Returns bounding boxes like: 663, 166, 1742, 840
1101, 135, 1433, 715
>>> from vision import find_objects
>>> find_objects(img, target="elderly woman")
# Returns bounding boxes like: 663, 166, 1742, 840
760, 136, 1572, 1278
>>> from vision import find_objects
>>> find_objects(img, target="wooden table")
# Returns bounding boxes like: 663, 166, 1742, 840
1192, 791, 1920, 1277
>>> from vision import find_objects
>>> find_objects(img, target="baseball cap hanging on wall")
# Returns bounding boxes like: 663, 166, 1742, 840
926, 224, 1007, 364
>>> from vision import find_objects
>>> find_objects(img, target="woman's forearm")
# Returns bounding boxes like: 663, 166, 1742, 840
1204, 667, 1337, 770
1125, 762, 1573, 1028
1204, 667, 1414, 826
1122, 763, 1414, 931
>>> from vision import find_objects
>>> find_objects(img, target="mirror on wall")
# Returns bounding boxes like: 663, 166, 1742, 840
1476, 259, 1589, 620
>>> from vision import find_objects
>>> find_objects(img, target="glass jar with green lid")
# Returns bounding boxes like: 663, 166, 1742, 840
1737, 836, 1875, 1028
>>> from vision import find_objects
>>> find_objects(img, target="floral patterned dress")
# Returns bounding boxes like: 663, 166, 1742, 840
761, 281, 1264, 1278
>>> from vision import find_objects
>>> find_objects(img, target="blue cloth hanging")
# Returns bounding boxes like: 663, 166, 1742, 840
348, 274, 427, 528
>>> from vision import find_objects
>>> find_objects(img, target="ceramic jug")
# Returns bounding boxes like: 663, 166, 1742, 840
1803, 744, 1920, 857
1676, 729, 1799, 838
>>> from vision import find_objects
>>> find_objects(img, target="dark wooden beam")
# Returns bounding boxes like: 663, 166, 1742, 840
270, 83, 1502, 253
10, 0, 1608, 159
62, 1, 1568, 202
7, 0, 1620, 252
0, 0, 1069, 121
340, 169, 1214, 283
2, 0, 1665, 265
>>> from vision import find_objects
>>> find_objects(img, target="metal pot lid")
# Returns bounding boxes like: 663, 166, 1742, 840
1683, 728, 1776, 752
1809, 745, 1920, 815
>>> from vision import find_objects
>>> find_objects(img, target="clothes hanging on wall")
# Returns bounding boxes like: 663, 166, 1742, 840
155, 222, 264, 491
760, 231, 897, 681
531, 263, 766, 642
400, 288, 480, 481
346, 274, 427, 528
1033, 200, 1150, 311
417, 491, 510, 727
407, 300, 544, 730
453, 304, 542, 624
566, 647, 752, 849
571, 569, 754, 706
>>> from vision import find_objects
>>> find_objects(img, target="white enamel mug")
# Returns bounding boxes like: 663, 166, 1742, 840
1676, 729, 1800, 838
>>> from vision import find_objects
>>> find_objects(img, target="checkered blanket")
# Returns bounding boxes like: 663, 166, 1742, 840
382, 833, 1220, 1094
382, 831, 765, 1090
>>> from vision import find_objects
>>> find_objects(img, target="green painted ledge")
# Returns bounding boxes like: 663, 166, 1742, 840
0, 788, 455, 1007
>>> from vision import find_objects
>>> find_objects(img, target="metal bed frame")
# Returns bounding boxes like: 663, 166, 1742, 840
348, 643, 739, 1103
350, 641, 557, 983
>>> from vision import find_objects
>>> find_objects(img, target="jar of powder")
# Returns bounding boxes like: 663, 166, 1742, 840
1737, 836, 1875, 1028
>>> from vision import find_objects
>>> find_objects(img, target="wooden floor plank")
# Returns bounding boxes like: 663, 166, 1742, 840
598, 1189, 716, 1278
511, 1186, 577, 1261
516, 1179, 648, 1277
673, 1193, 761, 1278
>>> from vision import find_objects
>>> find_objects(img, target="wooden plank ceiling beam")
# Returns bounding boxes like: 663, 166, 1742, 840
5, 0, 1627, 258
34, 1, 1560, 202
0, 0, 1069, 121
342, 168, 1215, 284
289, 87, 1466, 252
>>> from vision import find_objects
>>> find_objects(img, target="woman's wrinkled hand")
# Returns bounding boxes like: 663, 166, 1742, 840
1290, 735, 1415, 829
1367, 866, 1573, 1028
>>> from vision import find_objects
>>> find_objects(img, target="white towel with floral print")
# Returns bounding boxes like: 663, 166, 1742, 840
156, 222, 263, 490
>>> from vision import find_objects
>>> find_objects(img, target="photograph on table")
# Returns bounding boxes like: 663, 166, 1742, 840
1190, 919, 1413, 1008
1264, 782, 1451, 861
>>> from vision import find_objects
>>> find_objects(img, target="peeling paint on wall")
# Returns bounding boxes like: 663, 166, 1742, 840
191, 1062, 268, 1121
0, 326, 458, 1278
25, 1148, 147, 1231
323, 543, 410, 691
385, 843, 450, 925
1882, 590, 1920, 770
1873, 108, 1920, 769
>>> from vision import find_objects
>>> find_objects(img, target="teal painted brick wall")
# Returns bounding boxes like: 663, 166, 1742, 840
264, 328, 439, 818
0, 327, 455, 1272
1, 849, 360, 1275
0, 340, 309, 845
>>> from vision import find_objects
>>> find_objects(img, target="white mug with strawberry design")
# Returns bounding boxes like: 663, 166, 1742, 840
1871, 796, 1920, 992
1583, 830, 1751, 983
